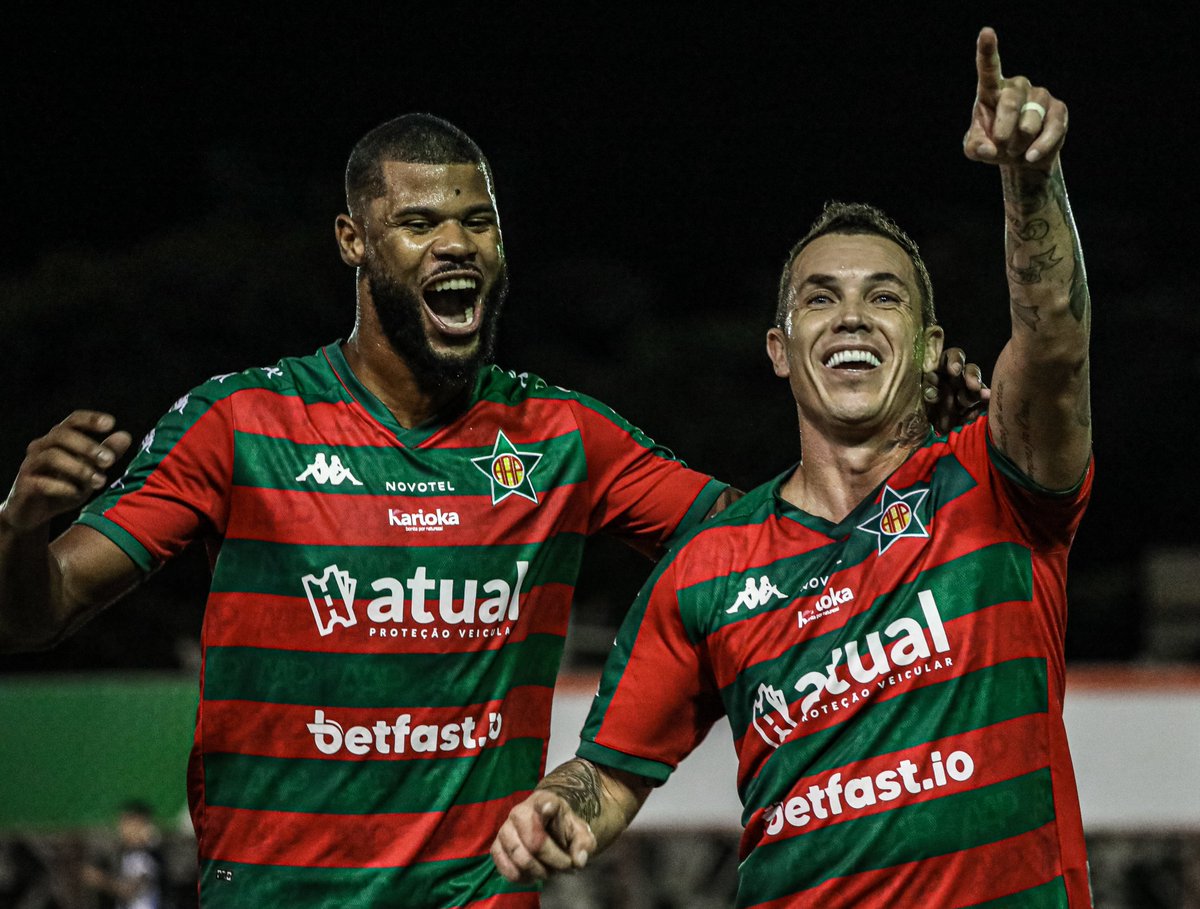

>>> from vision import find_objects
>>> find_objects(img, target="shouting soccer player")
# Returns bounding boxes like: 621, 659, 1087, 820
492, 28, 1094, 908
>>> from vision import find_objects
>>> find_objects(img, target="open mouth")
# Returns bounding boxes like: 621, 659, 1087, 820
422, 274, 483, 336
824, 349, 882, 371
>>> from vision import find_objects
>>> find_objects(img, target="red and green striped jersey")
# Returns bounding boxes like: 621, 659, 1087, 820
579, 415, 1093, 908
77, 342, 725, 909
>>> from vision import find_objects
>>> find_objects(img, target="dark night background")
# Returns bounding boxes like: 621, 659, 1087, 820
2, 6, 1196, 673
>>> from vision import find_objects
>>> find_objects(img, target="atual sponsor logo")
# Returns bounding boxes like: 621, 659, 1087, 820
793, 589, 953, 720
764, 747, 976, 836
307, 708, 503, 756
300, 561, 529, 639
727, 575, 788, 614
388, 508, 460, 532
296, 452, 363, 487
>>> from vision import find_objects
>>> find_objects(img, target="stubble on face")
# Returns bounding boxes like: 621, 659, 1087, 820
364, 252, 508, 397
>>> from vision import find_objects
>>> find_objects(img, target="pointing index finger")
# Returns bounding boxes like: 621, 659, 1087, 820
975, 26, 1003, 99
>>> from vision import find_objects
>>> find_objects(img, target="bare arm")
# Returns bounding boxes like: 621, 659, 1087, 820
963, 27, 1091, 489
0, 411, 141, 652
491, 758, 652, 882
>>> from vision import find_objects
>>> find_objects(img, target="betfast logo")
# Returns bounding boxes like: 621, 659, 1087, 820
301, 561, 529, 638
764, 748, 976, 837
307, 709, 503, 756
388, 508, 461, 532
296, 452, 363, 487
727, 575, 787, 614
793, 589, 953, 721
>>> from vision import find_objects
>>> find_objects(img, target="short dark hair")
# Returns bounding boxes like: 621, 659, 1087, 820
775, 201, 936, 329
344, 113, 494, 215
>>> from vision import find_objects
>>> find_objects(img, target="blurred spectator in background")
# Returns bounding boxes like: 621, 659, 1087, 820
81, 801, 163, 909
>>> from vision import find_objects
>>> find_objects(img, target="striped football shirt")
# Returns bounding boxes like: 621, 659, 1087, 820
78, 342, 725, 908
579, 415, 1093, 908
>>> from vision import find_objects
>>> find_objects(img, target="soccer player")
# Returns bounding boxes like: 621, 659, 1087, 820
492, 28, 1094, 908
0, 116, 983, 906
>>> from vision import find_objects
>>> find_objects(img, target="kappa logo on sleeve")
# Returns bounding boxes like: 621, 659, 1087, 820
471, 430, 543, 505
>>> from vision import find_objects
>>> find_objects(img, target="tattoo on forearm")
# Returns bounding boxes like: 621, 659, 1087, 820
1014, 218, 1050, 242
1016, 397, 1035, 477
1047, 170, 1091, 324
1001, 168, 1051, 215
1002, 165, 1090, 330
1008, 246, 1064, 285
1011, 300, 1041, 331
994, 381, 1009, 453
541, 761, 603, 823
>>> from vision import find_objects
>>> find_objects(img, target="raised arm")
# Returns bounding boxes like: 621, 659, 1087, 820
491, 758, 651, 883
963, 27, 1091, 489
0, 411, 140, 651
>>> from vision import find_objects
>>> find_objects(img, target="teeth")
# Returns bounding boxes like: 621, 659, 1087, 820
430, 277, 478, 292
446, 305, 475, 326
825, 349, 881, 368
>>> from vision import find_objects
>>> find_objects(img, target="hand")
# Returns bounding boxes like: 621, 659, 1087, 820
491, 791, 597, 883
0, 412, 132, 535
963, 27, 1067, 171
924, 348, 989, 434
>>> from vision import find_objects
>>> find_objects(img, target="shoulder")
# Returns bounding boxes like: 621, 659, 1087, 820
191, 347, 335, 403
659, 478, 783, 571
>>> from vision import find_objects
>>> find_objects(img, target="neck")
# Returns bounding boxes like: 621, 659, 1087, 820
779, 411, 928, 523
341, 328, 471, 431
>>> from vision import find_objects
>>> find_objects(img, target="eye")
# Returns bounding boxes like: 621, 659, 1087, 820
465, 216, 495, 232
401, 219, 434, 233
806, 292, 835, 307
871, 291, 902, 306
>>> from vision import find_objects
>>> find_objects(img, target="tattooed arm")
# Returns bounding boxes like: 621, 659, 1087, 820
491, 758, 651, 882
963, 27, 1091, 489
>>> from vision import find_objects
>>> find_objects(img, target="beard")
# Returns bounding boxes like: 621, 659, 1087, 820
365, 258, 508, 397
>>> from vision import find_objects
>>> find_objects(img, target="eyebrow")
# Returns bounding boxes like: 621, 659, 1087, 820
386, 202, 497, 219
798, 272, 911, 291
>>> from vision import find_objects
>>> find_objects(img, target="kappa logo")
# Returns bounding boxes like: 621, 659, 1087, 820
751, 683, 798, 749
296, 452, 363, 487
856, 484, 930, 554
727, 575, 788, 614
471, 430, 543, 505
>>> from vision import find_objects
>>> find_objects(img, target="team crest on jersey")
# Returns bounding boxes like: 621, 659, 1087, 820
471, 430, 543, 505
856, 484, 930, 554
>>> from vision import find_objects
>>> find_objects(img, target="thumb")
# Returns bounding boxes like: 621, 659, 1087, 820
541, 799, 595, 868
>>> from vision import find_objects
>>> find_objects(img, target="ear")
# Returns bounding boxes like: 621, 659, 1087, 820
335, 213, 366, 267
766, 327, 791, 378
922, 324, 945, 373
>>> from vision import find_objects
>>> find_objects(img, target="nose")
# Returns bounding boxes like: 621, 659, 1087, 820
834, 295, 872, 333
431, 220, 477, 261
